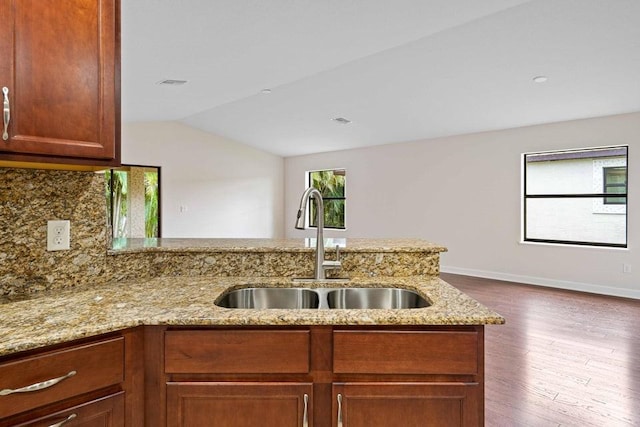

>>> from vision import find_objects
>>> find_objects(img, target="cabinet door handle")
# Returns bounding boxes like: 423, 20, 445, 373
0, 370, 76, 396
2, 87, 9, 141
48, 413, 77, 427
302, 393, 309, 427
337, 393, 343, 427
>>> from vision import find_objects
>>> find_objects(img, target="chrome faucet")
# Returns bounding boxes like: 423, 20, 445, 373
295, 187, 341, 280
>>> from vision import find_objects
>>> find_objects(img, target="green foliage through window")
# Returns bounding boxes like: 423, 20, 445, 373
106, 166, 160, 238
105, 170, 128, 238
144, 171, 159, 237
309, 169, 346, 229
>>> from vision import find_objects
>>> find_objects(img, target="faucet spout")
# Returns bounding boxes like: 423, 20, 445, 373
295, 187, 339, 280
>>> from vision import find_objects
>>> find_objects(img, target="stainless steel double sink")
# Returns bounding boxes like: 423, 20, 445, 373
216, 287, 430, 310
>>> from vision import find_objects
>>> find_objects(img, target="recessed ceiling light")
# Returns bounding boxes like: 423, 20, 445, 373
157, 79, 188, 85
332, 117, 352, 125
532, 76, 548, 83
260, 88, 272, 94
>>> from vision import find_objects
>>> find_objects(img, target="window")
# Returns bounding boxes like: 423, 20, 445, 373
603, 167, 627, 205
308, 169, 346, 229
523, 146, 627, 248
105, 165, 161, 238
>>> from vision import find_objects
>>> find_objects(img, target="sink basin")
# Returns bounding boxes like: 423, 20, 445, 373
326, 288, 430, 309
216, 288, 320, 309
216, 286, 430, 310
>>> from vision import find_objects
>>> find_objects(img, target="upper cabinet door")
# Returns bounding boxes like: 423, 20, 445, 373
0, 0, 120, 168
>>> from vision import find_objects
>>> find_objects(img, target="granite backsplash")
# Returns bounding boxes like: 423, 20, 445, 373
0, 168, 110, 296
0, 168, 442, 297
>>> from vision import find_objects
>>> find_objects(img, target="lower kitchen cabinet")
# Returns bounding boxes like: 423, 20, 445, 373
165, 383, 312, 427
0, 337, 124, 420
149, 325, 485, 426
332, 383, 480, 427
10, 392, 125, 427
0, 328, 143, 427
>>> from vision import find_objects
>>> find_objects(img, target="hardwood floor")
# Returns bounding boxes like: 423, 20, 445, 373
441, 273, 640, 427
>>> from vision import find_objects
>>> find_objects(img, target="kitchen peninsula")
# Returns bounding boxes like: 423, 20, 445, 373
0, 238, 503, 426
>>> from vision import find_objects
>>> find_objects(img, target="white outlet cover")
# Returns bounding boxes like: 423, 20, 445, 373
47, 220, 70, 251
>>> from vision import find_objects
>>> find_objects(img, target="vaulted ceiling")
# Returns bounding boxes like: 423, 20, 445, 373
122, 0, 640, 157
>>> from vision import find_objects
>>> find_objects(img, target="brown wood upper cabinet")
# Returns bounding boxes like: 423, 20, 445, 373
0, 0, 120, 169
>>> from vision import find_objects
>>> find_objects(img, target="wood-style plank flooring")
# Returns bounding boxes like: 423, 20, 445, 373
441, 273, 640, 427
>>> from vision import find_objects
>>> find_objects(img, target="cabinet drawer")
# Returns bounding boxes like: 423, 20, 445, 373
9, 392, 125, 427
0, 337, 124, 419
333, 330, 478, 375
165, 330, 310, 374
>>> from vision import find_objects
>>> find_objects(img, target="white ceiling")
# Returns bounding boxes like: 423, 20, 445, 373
122, 0, 640, 157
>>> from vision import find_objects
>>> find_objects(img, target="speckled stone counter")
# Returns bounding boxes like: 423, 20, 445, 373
0, 236, 505, 359
105, 238, 447, 283
0, 276, 503, 357
109, 237, 448, 253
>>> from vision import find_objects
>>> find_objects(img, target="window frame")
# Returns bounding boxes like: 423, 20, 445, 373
603, 166, 627, 205
306, 168, 346, 230
522, 146, 628, 248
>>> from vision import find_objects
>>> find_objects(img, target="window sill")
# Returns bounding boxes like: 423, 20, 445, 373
519, 240, 628, 251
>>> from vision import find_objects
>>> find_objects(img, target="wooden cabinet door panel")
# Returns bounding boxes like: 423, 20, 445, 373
166, 382, 312, 427
0, 0, 119, 163
8, 392, 125, 427
165, 330, 310, 374
333, 383, 481, 427
333, 330, 479, 375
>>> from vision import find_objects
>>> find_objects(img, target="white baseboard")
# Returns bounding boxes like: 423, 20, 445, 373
440, 266, 640, 300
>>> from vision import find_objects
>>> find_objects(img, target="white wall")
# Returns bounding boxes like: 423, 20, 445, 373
285, 112, 640, 299
122, 121, 284, 238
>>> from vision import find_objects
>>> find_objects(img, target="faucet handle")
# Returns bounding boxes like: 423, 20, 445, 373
322, 245, 342, 271
323, 260, 341, 269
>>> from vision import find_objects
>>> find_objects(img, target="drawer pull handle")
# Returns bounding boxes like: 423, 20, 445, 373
49, 413, 77, 427
0, 370, 76, 396
2, 87, 9, 141
302, 393, 309, 427
337, 393, 343, 427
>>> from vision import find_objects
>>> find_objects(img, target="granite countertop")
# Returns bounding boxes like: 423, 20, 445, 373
109, 237, 448, 254
0, 276, 503, 357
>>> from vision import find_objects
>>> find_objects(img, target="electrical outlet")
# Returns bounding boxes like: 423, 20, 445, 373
623, 264, 631, 274
47, 220, 70, 251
